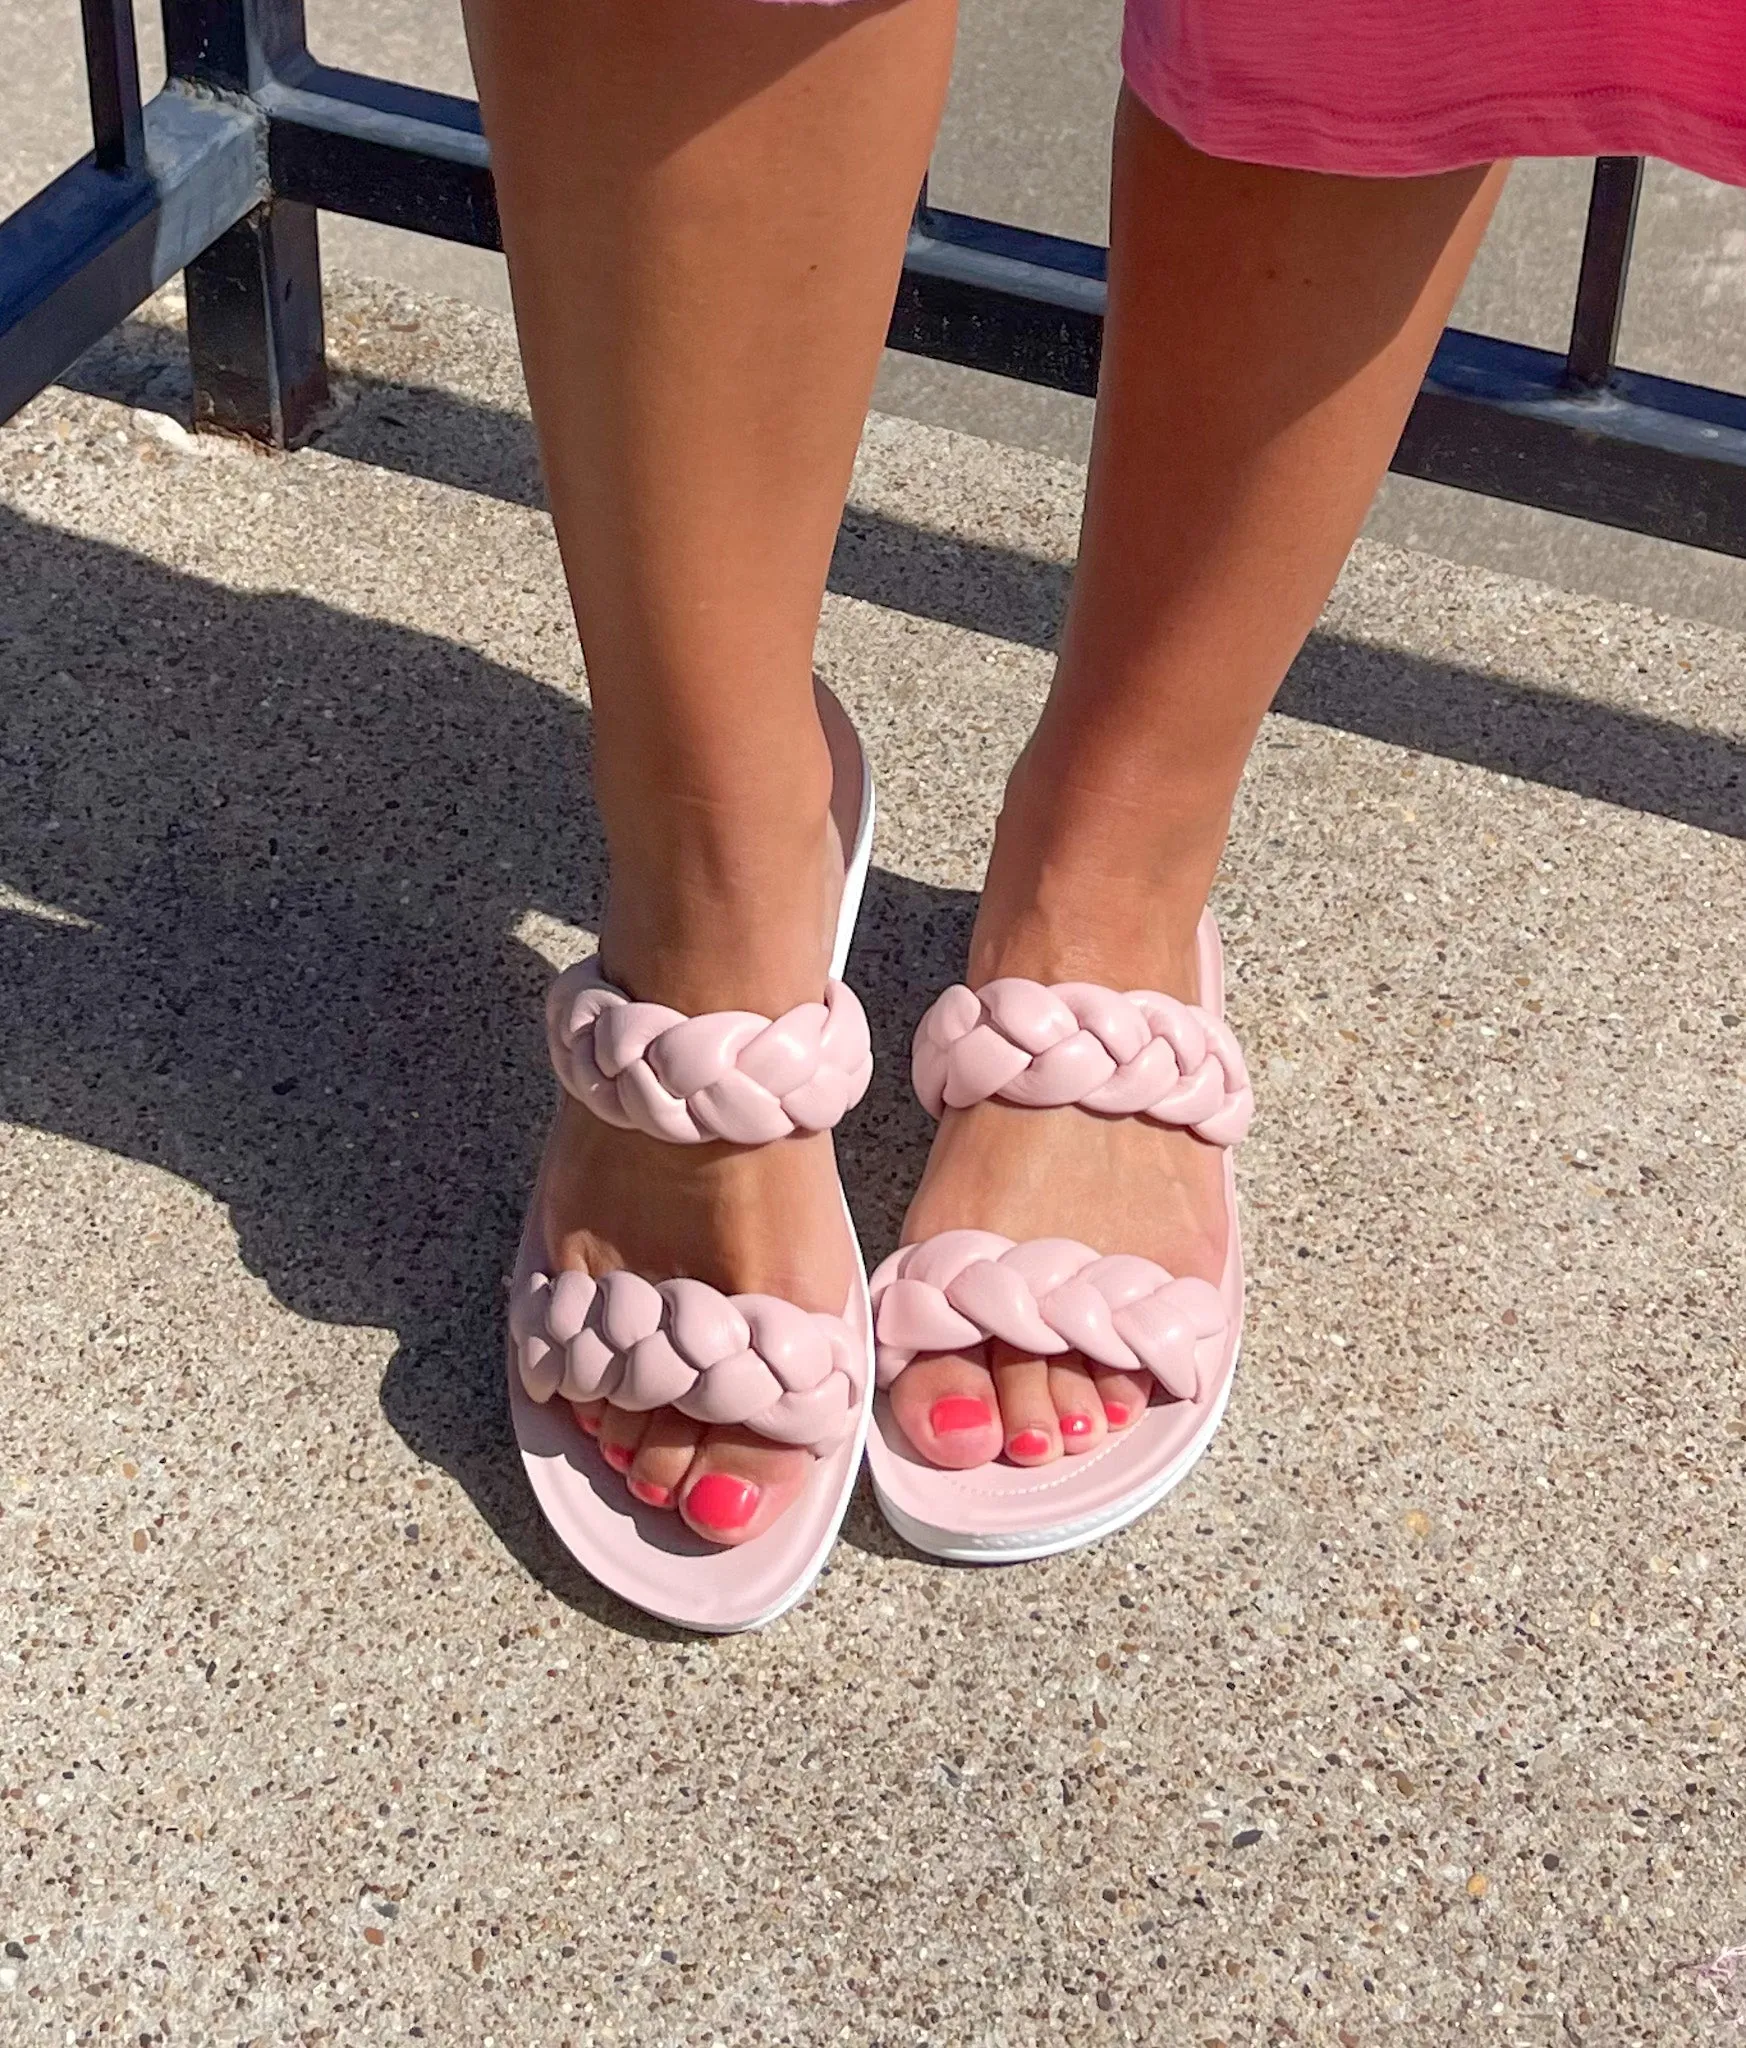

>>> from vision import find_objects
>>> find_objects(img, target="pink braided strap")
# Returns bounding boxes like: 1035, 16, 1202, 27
548, 956, 873, 1146
868, 1231, 1228, 1400
912, 980, 1253, 1146
511, 1266, 862, 1453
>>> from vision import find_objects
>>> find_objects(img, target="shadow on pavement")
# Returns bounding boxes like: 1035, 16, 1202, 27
60, 317, 1746, 837
0, 499, 967, 1625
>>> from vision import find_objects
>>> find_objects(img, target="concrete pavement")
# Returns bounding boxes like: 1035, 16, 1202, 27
1, 277, 1742, 2042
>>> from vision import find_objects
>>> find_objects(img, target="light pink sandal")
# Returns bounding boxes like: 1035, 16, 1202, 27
507, 695, 875, 1632
866, 912, 1253, 1563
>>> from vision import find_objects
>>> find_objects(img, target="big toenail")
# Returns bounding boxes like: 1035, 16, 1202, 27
627, 1476, 672, 1508
601, 1440, 634, 1473
686, 1473, 760, 1530
1009, 1429, 1051, 1460
930, 1396, 993, 1436
1103, 1401, 1131, 1428
1060, 1412, 1094, 1439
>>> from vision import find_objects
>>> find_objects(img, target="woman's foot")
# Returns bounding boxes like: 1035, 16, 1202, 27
887, 855, 1231, 1472
548, 1104, 854, 1542
541, 755, 856, 1547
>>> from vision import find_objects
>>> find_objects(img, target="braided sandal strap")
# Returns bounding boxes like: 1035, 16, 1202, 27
912, 979, 1253, 1146
512, 1266, 862, 1454
868, 1230, 1228, 1402
548, 956, 873, 1146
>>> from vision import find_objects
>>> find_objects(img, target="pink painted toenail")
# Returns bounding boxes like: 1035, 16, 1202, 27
930, 1396, 994, 1436
1060, 1412, 1094, 1439
573, 1407, 601, 1436
626, 1476, 672, 1509
686, 1473, 760, 1531
1102, 1401, 1131, 1428
600, 1440, 634, 1473
1009, 1429, 1051, 1460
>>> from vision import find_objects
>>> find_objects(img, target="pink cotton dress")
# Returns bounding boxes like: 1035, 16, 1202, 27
1123, 0, 1746, 185
758, 0, 1746, 187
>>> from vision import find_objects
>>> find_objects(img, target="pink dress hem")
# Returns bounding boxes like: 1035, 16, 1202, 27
1121, 2, 1746, 187
1125, 40, 1746, 185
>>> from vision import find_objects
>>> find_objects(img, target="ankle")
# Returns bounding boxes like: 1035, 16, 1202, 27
969, 748, 1227, 995
599, 800, 842, 1015
967, 885, 1205, 999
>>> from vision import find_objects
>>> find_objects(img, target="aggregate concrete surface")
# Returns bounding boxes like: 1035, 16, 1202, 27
1, 280, 1743, 2044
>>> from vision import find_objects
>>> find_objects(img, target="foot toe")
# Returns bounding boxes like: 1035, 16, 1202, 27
596, 1404, 650, 1476
1088, 1365, 1152, 1433
626, 1408, 705, 1510
678, 1429, 813, 1547
990, 1341, 1062, 1464
1047, 1353, 1107, 1454
887, 1349, 1004, 1469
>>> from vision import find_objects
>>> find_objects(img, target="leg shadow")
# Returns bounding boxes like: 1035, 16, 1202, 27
0, 504, 674, 1632
0, 498, 985, 1619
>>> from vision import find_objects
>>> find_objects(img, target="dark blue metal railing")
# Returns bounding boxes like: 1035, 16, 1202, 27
3, 0, 1746, 556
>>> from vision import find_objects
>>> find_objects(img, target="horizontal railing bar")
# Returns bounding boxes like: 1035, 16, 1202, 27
895, 227, 1746, 558
80, 0, 146, 172
915, 203, 1107, 283
260, 68, 497, 248
1403, 332, 1746, 555
270, 60, 484, 137
895, 214, 1106, 399
0, 87, 263, 427
893, 210, 1746, 552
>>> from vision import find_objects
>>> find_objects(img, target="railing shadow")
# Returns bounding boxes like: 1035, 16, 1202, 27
60, 315, 1741, 839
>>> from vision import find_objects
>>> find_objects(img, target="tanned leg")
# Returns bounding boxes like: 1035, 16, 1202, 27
891, 97, 1505, 1468
463, 0, 956, 1536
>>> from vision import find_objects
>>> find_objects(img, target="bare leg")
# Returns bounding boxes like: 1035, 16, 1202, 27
465, 0, 955, 1538
891, 98, 1506, 1468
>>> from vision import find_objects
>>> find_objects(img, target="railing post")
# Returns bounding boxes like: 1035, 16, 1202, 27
162, 0, 328, 445
1566, 156, 1644, 392
81, 0, 147, 172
